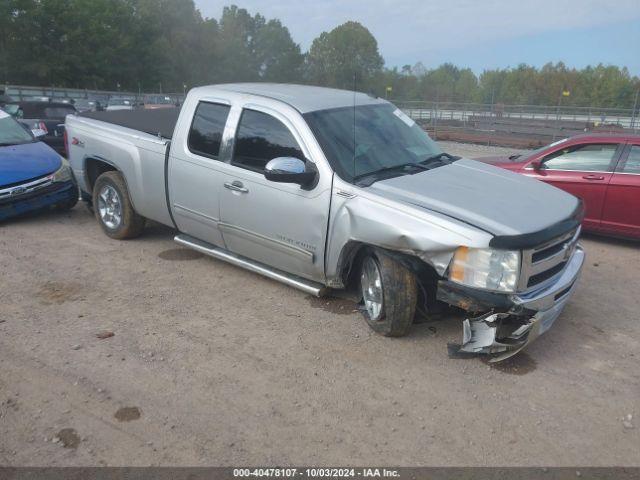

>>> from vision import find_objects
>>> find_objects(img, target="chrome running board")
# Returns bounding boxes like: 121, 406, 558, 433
174, 234, 326, 297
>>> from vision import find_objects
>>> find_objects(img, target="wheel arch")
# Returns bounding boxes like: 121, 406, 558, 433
336, 241, 441, 292
84, 157, 120, 194
83, 157, 140, 212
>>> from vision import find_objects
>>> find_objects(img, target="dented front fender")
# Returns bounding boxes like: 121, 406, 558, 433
325, 177, 493, 286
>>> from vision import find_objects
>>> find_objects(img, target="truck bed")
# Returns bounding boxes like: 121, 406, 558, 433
79, 108, 180, 139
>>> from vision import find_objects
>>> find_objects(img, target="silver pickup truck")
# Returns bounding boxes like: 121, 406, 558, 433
66, 83, 585, 361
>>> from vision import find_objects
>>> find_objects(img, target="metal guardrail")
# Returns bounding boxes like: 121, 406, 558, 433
393, 100, 639, 131
1, 84, 186, 104
3, 85, 638, 133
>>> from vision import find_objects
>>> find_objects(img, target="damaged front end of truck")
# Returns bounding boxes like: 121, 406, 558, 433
326, 169, 586, 363
436, 226, 585, 362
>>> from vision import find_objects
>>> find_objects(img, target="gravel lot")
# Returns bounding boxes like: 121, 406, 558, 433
0, 143, 638, 466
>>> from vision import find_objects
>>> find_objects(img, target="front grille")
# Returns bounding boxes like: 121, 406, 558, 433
518, 227, 580, 291
527, 261, 568, 287
0, 174, 54, 202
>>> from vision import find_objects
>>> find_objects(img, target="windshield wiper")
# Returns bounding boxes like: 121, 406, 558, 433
420, 152, 459, 165
0, 141, 32, 147
353, 162, 429, 186
508, 154, 522, 160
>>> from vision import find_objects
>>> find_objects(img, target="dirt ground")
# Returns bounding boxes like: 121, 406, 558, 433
0, 142, 638, 466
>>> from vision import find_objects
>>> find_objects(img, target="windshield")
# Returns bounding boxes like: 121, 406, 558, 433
2, 104, 20, 117
0, 113, 34, 145
43, 106, 76, 118
304, 103, 443, 182
519, 138, 569, 161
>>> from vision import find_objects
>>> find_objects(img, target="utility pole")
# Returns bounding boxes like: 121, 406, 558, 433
553, 87, 570, 141
632, 88, 639, 132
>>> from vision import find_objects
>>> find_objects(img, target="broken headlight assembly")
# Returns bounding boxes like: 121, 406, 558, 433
449, 247, 520, 293
52, 158, 73, 183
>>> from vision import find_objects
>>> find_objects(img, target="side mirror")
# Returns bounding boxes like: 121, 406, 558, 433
31, 128, 47, 138
264, 157, 318, 189
530, 160, 542, 170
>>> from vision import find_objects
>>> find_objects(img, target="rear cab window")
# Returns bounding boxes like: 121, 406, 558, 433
188, 102, 231, 159
231, 109, 304, 173
542, 143, 619, 172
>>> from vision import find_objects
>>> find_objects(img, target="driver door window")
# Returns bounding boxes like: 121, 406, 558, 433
232, 109, 304, 173
535, 143, 619, 229
542, 143, 617, 172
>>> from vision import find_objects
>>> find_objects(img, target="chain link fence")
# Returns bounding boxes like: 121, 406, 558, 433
393, 100, 639, 148
3, 84, 638, 148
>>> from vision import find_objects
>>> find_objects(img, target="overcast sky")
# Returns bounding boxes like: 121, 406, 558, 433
194, 0, 640, 75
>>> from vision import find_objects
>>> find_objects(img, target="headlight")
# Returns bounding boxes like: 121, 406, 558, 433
449, 247, 520, 293
52, 158, 73, 182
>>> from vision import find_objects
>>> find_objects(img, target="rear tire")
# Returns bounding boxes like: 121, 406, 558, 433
93, 171, 145, 239
359, 249, 417, 337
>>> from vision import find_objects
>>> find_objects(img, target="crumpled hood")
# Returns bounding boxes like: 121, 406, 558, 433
0, 141, 61, 187
367, 159, 579, 237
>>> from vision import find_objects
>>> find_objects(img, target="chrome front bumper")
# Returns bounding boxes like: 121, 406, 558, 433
511, 245, 585, 318
454, 246, 585, 361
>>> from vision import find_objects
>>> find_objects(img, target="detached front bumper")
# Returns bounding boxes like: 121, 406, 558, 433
439, 246, 585, 361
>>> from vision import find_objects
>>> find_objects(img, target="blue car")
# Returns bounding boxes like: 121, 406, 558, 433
0, 110, 78, 221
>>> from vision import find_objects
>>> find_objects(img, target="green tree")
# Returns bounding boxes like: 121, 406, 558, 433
2, 0, 638, 108
305, 21, 383, 90
253, 19, 303, 82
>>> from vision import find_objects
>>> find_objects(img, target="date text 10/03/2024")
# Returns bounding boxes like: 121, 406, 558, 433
233, 468, 400, 478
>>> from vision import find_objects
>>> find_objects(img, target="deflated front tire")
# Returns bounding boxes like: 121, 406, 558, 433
360, 249, 417, 337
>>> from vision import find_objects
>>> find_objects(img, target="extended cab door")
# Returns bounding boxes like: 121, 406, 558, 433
527, 142, 621, 230
217, 105, 331, 283
168, 100, 232, 246
600, 143, 640, 238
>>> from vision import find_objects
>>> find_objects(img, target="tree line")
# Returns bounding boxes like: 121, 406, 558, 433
2, 0, 638, 108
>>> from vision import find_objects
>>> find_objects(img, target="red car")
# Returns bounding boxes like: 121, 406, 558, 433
476, 133, 640, 240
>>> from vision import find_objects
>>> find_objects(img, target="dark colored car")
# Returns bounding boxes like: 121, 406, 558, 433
0, 110, 78, 222
74, 98, 106, 113
12, 101, 77, 156
476, 133, 640, 240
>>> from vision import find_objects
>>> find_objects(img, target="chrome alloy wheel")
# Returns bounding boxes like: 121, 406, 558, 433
97, 184, 122, 230
361, 256, 384, 320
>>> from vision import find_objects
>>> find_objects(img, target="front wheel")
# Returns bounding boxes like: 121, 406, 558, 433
360, 250, 417, 337
93, 171, 145, 239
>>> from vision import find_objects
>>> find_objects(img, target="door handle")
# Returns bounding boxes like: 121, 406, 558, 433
582, 174, 605, 181
224, 181, 249, 193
